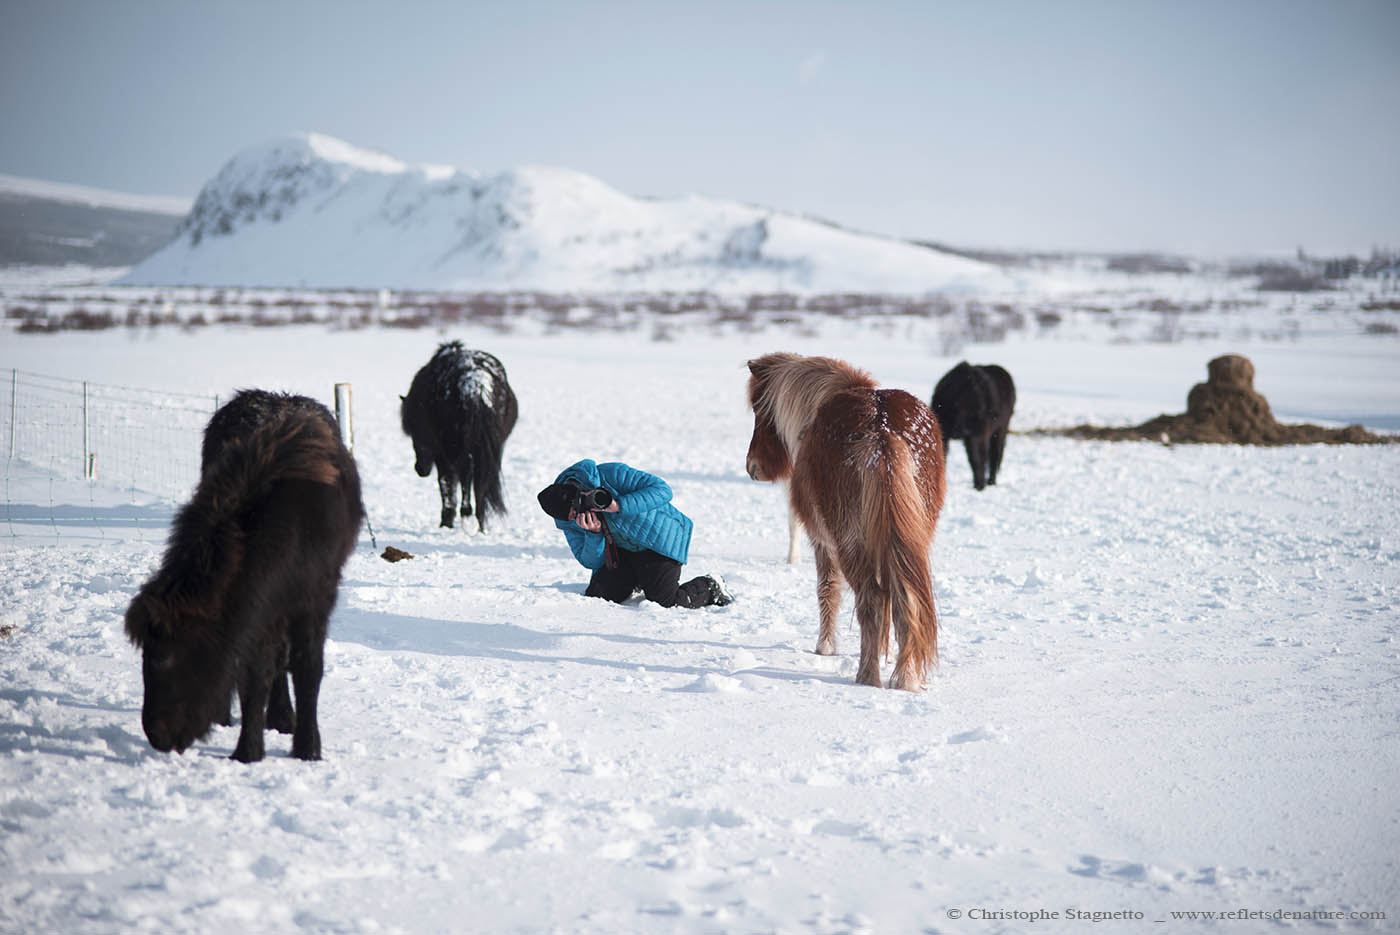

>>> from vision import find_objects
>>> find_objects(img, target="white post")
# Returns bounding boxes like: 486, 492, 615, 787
82, 381, 93, 479
8, 369, 15, 460
334, 383, 353, 451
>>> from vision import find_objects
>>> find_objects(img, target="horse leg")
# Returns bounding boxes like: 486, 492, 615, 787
215, 692, 234, 727
460, 453, 475, 525
288, 622, 325, 761
230, 655, 271, 763
261, 630, 294, 734
266, 671, 295, 734
987, 425, 1007, 486
813, 544, 842, 656
786, 504, 802, 564
966, 434, 990, 490
436, 462, 458, 528
853, 585, 885, 688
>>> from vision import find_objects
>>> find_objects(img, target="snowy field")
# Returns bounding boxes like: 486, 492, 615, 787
1, 301, 1398, 933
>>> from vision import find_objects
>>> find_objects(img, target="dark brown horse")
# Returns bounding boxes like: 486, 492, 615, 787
930, 361, 1016, 490
125, 404, 363, 762
745, 353, 946, 690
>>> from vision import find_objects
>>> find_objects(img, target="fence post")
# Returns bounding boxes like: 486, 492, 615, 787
8, 369, 15, 460
334, 383, 353, 451
82, 381, 93, 479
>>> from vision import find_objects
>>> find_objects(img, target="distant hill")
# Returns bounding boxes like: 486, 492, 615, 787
0, 174, 189, 269
122, 133, 1014, 294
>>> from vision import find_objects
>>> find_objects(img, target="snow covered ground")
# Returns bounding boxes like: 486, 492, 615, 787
1, 307, 1398, 933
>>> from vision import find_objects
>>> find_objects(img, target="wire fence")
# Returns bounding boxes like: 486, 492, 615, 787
1, 371, 373, 547
2, 369, 219, 538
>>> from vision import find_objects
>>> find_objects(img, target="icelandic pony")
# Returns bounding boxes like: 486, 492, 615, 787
199, 389, 343, 733
125, 404, 364, 762
930, 361, 1016, 490
746, 353, 945, 690
202, 388, 340, 473
401, 342, 518, 531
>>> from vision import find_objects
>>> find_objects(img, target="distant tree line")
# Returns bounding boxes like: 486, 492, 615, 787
1231, 247, 1400, 292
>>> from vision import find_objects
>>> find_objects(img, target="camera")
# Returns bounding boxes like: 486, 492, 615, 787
572, 487, 613, 514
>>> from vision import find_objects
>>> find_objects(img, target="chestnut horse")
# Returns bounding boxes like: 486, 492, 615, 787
746, 353, 946, 690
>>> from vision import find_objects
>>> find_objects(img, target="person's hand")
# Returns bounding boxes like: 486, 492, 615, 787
576, 511, 602, 532
602, 500, 620, 513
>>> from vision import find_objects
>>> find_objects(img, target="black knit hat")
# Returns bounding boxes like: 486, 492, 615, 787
537, 481, 579, 521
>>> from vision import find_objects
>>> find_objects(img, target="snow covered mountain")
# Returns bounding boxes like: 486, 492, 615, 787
123, 133, 1011, 294
0, 173, 188, 269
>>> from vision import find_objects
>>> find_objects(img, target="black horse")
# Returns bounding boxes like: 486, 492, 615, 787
400, 342, 518, 531
202, 388, 340, 473
199, 389, 344, 732
930, 362, 1016, 491
126, 400, 364, 762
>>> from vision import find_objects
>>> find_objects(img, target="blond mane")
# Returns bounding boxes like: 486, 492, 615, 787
749, 353, 876, 457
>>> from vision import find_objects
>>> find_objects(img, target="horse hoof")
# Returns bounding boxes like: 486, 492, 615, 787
814, 639, 837, 656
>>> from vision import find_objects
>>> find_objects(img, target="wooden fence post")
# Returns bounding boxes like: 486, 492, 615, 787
334, 383, 353, 451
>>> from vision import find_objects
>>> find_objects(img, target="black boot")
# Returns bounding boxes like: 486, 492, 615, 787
676, 574, 733, 608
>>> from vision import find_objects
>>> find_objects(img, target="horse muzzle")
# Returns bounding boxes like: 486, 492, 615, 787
142, 712, 192, 754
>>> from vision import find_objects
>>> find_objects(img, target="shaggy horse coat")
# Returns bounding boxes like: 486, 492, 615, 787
746, 353, 946, 690
401, 342, 518, 531
930, 361, 1016, 491
125, 404, 364, 762
202, 388, 340, 474
199, 389, 343, 733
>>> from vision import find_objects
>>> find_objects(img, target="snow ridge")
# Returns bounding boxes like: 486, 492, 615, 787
0, 172, 191, 215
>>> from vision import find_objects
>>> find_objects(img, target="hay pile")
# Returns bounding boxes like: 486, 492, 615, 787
1038, 354, 1395, 445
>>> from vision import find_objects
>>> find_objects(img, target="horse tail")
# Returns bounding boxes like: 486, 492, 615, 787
888, 432, 939, 678
468, 393, 509, 524
858, 416, 938, 684
129, 412, 349, 639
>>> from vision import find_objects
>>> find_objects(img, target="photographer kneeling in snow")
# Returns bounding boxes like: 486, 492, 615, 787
538, 459, 733, 609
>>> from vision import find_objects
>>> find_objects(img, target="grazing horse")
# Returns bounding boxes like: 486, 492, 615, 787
745, 353, 946, 690
401, 342, 518, 531
930, 361, 1016, 490
125, 404, 364, 762
199, 389, 342, 733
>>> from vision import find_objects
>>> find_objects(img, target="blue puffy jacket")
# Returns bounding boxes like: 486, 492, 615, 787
551, 460, 693, 569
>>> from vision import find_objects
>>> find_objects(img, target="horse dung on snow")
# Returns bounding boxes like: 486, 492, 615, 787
929, 361, 1016, 491
400, 342, 518, 531
745, 353, 946, 691
125, 395, 364, 762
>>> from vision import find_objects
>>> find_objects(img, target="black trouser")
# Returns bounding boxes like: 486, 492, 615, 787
585, 548, 715, 608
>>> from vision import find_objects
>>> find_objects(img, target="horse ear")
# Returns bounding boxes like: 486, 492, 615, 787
124, 593, 157, 647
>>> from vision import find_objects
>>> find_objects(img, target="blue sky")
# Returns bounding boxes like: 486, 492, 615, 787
2, 0, 1396, 257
